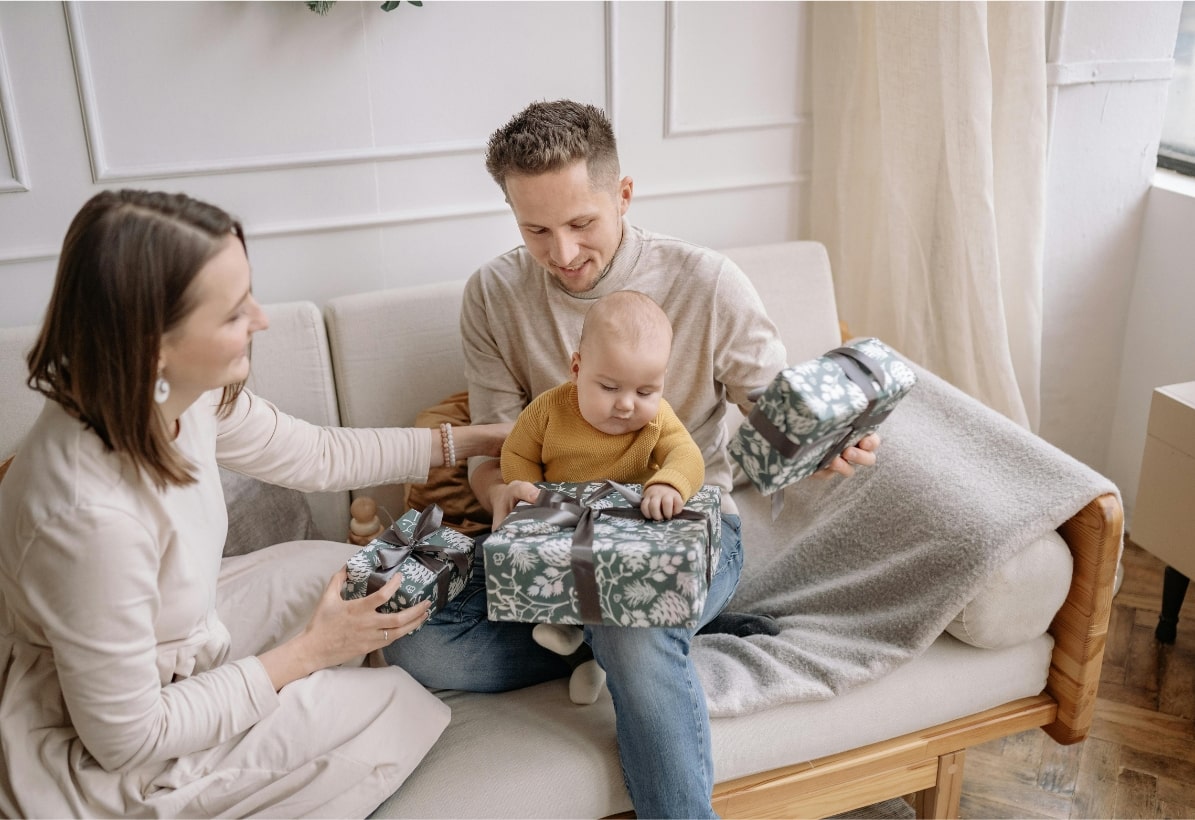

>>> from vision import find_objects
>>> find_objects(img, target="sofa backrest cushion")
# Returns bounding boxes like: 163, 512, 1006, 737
720, 241, 841, 364
716, 241, 842, 460
249, 300, 348, 539
325, 281, 470, 520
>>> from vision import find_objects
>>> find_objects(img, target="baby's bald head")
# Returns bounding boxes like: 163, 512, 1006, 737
579, 290, 673, 359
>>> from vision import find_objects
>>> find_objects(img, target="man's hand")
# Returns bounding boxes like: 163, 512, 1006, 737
641, 484, 684, 520
812, 432, 882, 479
490, 479, 541, 529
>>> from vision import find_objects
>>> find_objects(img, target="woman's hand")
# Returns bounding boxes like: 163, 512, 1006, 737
811, 432, 881, 479
447, 422, 513, 464
258, 568, 432, 691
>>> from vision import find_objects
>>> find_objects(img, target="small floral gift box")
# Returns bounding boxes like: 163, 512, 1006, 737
728, 337, 917, 495
483, 481, 720, 629
343, 503, 474, 619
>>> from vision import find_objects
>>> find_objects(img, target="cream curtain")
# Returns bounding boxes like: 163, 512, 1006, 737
810, 2, 1047, 430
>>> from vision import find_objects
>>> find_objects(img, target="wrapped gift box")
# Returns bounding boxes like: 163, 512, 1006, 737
343, 503, 474, 618
729, 337, 917, 494
483, 481, 720, 628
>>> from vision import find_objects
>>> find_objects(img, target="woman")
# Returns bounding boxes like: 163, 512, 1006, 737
0, 190, 509, 817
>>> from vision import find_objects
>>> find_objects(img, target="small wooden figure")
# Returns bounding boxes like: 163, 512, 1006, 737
348, 496, 384, 546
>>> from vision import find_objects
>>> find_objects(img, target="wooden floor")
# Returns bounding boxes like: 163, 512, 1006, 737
955, 540, 1195, 819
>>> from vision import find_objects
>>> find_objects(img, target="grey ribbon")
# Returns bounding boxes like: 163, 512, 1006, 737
367, 503, 469, 612
499, 481, 715, 625
746, 346, 892, 471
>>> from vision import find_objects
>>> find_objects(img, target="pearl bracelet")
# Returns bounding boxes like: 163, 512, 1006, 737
439, 422, 456, 467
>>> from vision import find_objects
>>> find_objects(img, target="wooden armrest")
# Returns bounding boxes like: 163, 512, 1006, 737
1043, 491, 1123, 744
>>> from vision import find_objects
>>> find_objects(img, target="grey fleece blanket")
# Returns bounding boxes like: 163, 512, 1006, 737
692, 364, 1118, 718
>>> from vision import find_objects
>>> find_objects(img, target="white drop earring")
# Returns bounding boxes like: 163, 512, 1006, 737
154, 372, 170, 404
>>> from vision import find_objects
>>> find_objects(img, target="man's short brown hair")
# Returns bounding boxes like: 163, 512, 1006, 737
485, 100, 620, 196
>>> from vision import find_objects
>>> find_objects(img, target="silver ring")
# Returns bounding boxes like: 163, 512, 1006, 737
383, 629, 389, 641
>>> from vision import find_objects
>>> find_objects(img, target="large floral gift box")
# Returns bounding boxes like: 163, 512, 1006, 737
343, 503, 473, 619
483, 481, 720, 628
729, 337, 917, 494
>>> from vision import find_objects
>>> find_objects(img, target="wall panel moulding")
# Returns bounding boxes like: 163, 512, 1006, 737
0, 22, 30, 193
63, 2, 620, 183
663, 1, 805, 138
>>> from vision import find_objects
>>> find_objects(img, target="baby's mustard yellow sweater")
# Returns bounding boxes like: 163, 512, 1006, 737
501, 381, 705, 502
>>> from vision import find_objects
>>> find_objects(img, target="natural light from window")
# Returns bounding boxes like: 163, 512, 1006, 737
1159, 2, 1195, 175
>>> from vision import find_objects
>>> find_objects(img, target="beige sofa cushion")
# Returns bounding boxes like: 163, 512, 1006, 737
945, 528, 1073, 649
248, 301, 348, 540
369, 632, 1053, 819
325, 281, 471, 525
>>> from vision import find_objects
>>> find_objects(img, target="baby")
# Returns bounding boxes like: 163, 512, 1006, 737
500, 289, 705, 704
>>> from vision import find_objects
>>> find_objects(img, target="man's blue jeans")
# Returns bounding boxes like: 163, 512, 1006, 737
384, 514, 744, 819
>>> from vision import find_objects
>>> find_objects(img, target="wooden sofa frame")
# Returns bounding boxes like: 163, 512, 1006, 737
694, 493, 1123, 819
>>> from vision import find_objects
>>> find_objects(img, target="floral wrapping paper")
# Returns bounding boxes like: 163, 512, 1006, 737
728, 337, 917, 494
343, 505, 475, 618
483, 481, 721, 628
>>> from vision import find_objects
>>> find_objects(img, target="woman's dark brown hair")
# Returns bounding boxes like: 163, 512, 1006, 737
27, 189, 247, 489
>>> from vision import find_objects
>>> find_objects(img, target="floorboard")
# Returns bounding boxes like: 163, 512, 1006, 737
957, 541, 1195, 820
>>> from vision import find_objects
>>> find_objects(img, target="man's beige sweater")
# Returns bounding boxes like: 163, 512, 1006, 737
462, 222, 787, 516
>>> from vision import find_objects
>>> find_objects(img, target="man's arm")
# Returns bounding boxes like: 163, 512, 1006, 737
470, 460, 540, 526
460, 272, 542, 522
460, 271, 529, 427
710, 260, 789, 410
709, 259, 881, 477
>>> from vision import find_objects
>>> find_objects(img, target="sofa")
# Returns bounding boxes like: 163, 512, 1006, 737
0, 240, 1122, 819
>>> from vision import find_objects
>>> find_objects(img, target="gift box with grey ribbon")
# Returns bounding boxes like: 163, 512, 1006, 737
343, 503, 474, 619
729, 337, 917, 495
483, 481, 720, 628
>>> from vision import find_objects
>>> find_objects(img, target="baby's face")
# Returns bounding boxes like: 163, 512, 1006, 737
571, 336, 669, 436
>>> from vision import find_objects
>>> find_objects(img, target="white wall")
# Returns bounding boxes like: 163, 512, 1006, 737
0, 0, 1190, 519
1039, 1, 1186, 524
1039, 1, 1183, 471
1106, 171, 1195, 528
0, 0, 810, 328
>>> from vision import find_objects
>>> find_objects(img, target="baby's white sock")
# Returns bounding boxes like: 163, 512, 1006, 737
568, 659, 607, 706
532, 623, 585, 656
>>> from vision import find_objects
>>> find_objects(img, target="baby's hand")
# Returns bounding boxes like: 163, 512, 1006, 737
641, 484, 684, 521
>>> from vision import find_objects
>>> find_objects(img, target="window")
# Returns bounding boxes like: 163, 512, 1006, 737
1159, 2, 1195, 175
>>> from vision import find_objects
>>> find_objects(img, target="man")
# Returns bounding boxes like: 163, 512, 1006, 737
385, 99, 879, 818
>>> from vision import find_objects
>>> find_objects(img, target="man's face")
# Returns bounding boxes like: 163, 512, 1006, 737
504, 160, 633, 294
